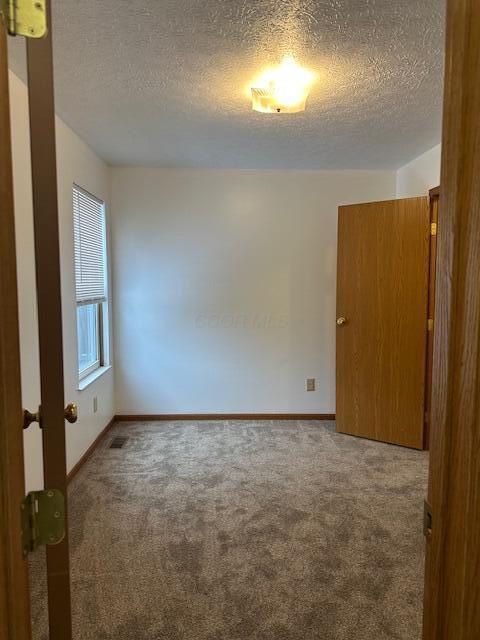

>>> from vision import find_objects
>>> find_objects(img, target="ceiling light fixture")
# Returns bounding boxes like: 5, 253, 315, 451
250, 56, 315, 114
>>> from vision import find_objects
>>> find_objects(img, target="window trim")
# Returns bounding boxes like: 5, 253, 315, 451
79, 358, 101, 380
78, 365, 112, 392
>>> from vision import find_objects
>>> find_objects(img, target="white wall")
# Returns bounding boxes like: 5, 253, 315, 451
396, 144, 441, 197
9, 71, 115, 491
111, 168, 396, 415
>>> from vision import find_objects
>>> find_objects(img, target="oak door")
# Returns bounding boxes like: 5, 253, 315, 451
336, 197, 430, 449
1, 3, 73, 639
25, 3, 73, 637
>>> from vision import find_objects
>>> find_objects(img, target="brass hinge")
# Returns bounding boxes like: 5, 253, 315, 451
424, 500, 433, 539
21, 489, 65, 556
427, 318, 434, 332
430, 222, 437, 236
1, 0, 47, 38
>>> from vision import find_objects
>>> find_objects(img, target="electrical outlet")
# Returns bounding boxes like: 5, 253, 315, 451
306, 378, 315, 392
93, 397, 98, 413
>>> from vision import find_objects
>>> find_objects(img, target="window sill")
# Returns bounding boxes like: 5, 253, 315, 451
78, 365, 112, 391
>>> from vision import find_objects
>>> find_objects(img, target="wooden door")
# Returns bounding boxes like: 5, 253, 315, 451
25, 3, 73, 638
336, 197, 430, 449
0, 23, 32, 640
423, 0, 480, 637
1, 2, 73, 638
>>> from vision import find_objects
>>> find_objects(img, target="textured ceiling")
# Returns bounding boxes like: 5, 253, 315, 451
8, 0, 446, 169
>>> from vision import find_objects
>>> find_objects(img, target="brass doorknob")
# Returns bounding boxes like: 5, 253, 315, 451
23, 407, 41, 429
336, 316, 347, 326
64, 403, 78, 423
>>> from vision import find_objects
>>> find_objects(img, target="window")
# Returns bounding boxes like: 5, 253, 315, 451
73, 185, 108, 381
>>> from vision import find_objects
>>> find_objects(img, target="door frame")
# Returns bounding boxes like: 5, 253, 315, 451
423, 186, 440, 449
0, 22, 32, 640
423, 0, 480, 636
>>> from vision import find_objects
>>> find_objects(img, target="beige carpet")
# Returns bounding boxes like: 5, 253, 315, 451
30, 420, 428, 639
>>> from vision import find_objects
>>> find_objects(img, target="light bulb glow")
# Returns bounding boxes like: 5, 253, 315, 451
250, 56, 315, 113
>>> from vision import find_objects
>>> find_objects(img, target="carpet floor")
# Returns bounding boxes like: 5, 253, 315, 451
30, 420, 428, 639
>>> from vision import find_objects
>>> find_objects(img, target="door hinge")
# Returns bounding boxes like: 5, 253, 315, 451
423, 500, 433, 539
1, 0, 47, 38
427, 318, 434, 332
430, 222, 437, 236
21, 489, 65, 556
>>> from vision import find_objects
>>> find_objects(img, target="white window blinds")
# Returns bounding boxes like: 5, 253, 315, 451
73, 185, 106, 304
